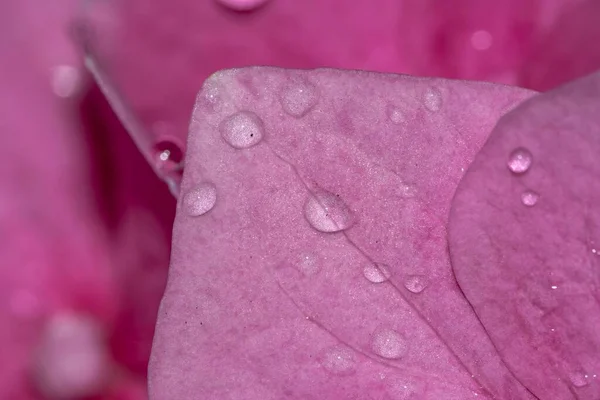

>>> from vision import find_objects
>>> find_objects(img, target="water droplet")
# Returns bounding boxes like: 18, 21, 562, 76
372, 328, 407, 359
423, 88, 442, 112
304, 190, 355, 233
217, 0, 270, 11
183, 183, 217, 216
153, 139, 184, 196
470, 30, 493, 51
404, 275, 428, 293
320, 345, 356, 376
281, 81, 318, 117
570, 371, 590, 388
521, 190, 539, 207
32, 313, 110, 399
507, 147, 533, 174
51, 65, 80, 98
363, 263, 392, 283
387, 106, 405, 124
297, 253, 320, 276
220, 111, 264, 149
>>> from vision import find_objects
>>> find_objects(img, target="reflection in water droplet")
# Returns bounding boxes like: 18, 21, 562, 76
363, 263, 392, 283
304, 190, 355, 233
570, 371, 590, 388
217, 0, 270, 11
220, 111, 264, 149
521, 190, 539, 207
281, 81, 318, 117
404, 275, 428, 293
320, 345, 356, 375
297, 253, 320, 276
372, 328, 407, 359
507, 147, 533, 174
183, 183, 217, 216
423, 88, 442, 112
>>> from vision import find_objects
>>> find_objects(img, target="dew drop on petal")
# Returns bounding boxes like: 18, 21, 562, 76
570, 371, 590, 388
304, 190, 355, 233
281, 81, 318, 117
404, 275, 428, 294
183, 183, 217, 216
423, 87, 442, 112
32, 313, 110, 400
521, 190, 539, 207
372, 328, 408, 359
387, 106, 405, 124
507, 147, 533, 174
363, 263, 392, 283
297, 253, 320, 276
320, 345, 356, 376
220, 111, 264, 149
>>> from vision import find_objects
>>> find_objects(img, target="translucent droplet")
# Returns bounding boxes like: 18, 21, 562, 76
372, 328, 407, 359
217, 0, 270, 11
507, 147, 533, 174
521, 190, 539, 207
51, 65, 80, 98
471, 30, 493, 51
363, 263, 392, 283
183, 183, 217, 216
423, 88, 442, 112
387, 106, 405, 124
297, 253, 320, 276
320, 345, 356, 376
32, 313, 110, 400
220, 111, 264, 149
570, 371, 590, 388
304, 190, 355, 233
404, 275, 428, 293
281, 81, 318, 117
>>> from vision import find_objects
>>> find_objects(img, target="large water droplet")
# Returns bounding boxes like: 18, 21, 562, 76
183, 183, 217, 216
372, 328, 407, 359
220, 111, 264, 149
320, 345, 356, 376
521, 190, 539, 207
423, 87, 442, 112
281, 81, 318, 117
304, 190, 355, 233
507, 147, 533, 174
404, 275, 428, 293
363, 263, 392, 283
297, 253, 320, 276
570, 371, 590, 388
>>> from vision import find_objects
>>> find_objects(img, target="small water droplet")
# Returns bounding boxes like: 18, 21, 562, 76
320, 345, 356, 376
220, 111, 264, 149
521, 190, 539, 207
404, 275, 428, 293
471, 30, 493, 51
423, 87, 442, 112
363, 263, 392, 283
217, 0, 270, 11
570, 371, 590, 388
304, 190, 355, 233
281, 81, 318, 117
297, 253, 320, 276
183, 183, 217, 216
507, 147, 533, 174
51, 65, 80, 98
372, 328, 407, 359
387, 106, 405, 124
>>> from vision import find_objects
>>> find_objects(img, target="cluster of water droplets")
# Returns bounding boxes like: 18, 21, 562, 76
507, 146, 539, 207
